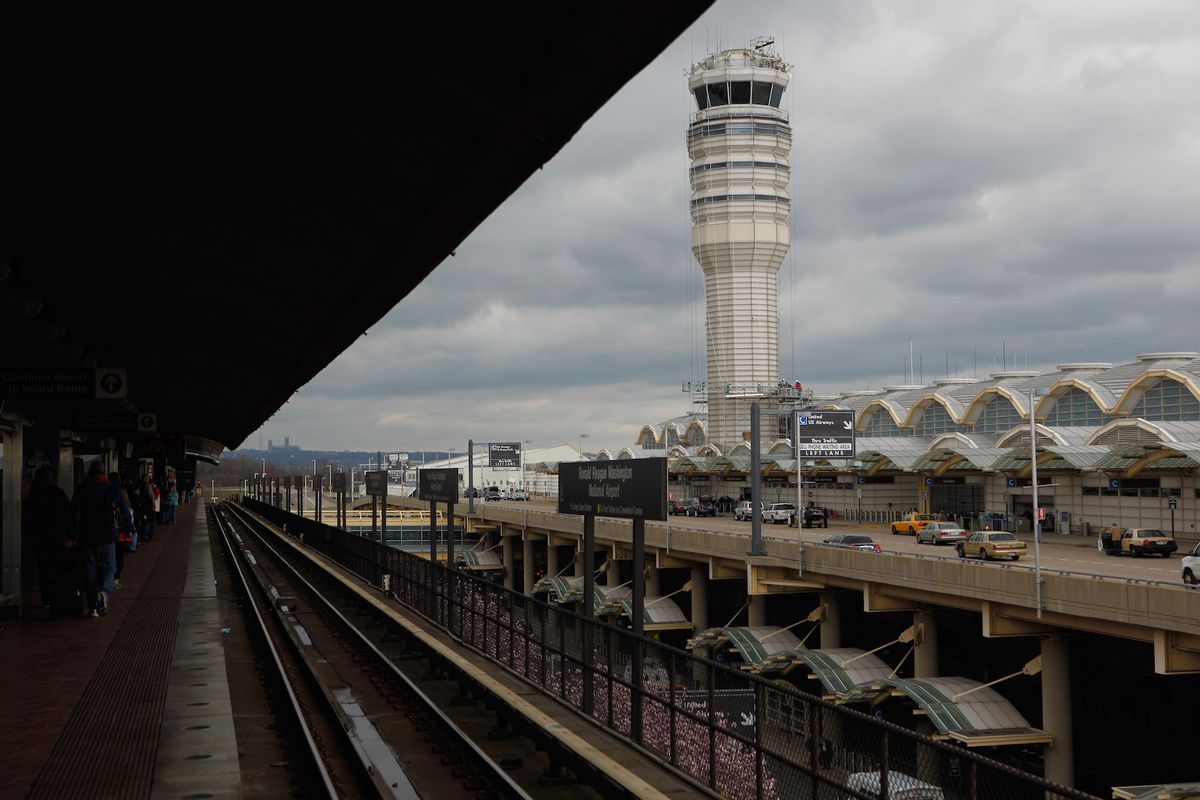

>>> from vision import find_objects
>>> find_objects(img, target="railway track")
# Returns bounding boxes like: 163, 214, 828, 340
213, 502, 552, 800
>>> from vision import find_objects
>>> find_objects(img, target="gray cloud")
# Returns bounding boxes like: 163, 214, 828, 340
254, 1, 1200, 451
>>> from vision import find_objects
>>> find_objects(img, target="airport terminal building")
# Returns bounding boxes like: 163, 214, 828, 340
621, 353, 1200, 536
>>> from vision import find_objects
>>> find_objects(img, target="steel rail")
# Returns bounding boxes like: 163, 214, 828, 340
209, 503, 341, 800
223, 502, 535, 800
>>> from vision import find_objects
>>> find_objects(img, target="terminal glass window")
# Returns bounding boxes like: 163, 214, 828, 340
862, 410, 913, 438
769, 84, 784, 107
1130, 379, 1200, 421
752, 81, 772, 105
693, 87, 709, 110
974, 395, 1023, 433
913, 402, 967, 437
1044, 387, 1109, 427
707, 81, 729, 106
730, 81, 751, 104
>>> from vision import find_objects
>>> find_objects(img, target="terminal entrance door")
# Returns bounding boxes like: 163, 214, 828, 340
929, 484, 983, 519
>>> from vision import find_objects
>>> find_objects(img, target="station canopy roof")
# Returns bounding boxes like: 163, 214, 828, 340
1112, 784, 1200, 800
3, 3, 711, 454
839, 677, 1051, 747
686, 627, 802, 671
793, 648, 895, 695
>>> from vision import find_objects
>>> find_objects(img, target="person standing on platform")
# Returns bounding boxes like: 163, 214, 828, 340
73, 461, 133, 616
164, 481, 179, 524
28, 467, 73, 609
151, 479, 161, 523
139, 475, 156, 542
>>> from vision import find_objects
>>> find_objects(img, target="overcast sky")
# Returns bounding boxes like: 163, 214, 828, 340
248, 0, 1200, 453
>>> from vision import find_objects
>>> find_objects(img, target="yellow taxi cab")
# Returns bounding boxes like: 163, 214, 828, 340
890, 513, 941, 536
956, 531, 1027, 561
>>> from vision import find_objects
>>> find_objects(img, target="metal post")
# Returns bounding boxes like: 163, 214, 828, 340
468, 439, 475, 514
371, 496, 378, 542
749, 401, 765, 556
1030, 387, 1043, 618
582, 512, 595, 715
631, 516, 645, 745
381, 489, 387, 545
447, 501, 455, 634
428, 499, 438, 564
796, 408, 804, 574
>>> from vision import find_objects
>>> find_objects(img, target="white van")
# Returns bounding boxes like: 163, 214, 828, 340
846, 771, 944, 800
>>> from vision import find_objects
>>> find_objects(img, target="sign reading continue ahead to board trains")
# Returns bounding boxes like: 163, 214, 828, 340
419, 468, 459, 503
488, 442, 521, 468
558, 458, 667, 520
793, 410, 857, 459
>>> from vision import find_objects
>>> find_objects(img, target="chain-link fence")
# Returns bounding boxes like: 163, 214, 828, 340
243, 499, 1098, 800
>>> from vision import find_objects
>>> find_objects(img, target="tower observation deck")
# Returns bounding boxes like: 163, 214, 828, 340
688, 43, 791, 449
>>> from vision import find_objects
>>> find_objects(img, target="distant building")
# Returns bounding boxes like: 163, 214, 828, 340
268, 435, 301, 453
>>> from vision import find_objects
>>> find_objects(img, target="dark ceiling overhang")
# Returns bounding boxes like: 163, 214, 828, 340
2, 2, 711, 453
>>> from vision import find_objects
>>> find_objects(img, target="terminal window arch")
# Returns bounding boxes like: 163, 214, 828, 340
912, 403, 969, 437
1130, 378, 1200, 421
684, 427, 706, 446
666, 428, 680, 446
974, 395, 1022, 433
863, 410, 913, 438
1044, 387, 1111, 427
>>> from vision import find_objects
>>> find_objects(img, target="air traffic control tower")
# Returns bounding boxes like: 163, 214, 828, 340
688, 42, 792, 449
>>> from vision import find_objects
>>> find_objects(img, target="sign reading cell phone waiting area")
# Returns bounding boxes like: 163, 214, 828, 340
793, 410, 857, 459
558, 458, 667, 521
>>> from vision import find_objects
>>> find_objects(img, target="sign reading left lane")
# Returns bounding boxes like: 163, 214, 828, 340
558, 458, 667, 520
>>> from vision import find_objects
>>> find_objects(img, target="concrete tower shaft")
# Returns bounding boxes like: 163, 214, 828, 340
687, 47, 792, 448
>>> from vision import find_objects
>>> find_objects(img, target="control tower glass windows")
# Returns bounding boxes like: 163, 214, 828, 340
752, 82, 771, 105
731, 81, 751, 104
708, 82, 729, 106
693, 87, 709, 110
769, 85, 783, 107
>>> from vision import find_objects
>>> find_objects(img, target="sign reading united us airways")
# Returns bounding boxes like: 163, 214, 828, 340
488, 442, 521, 468
793, 410, 857, 459
419, 468, 459, 503
558, 458, 667, 520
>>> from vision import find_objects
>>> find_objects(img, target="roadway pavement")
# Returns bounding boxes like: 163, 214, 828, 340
480, 498, 1195, 590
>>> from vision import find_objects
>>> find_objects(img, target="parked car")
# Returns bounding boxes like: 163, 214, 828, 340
823, 534, 881, 552
1182, 542, 1200, 588
916, 521, 967, 545
891, 513, 941, 536
465, 487, 481, 498
800, 506, 828, 528
846, 771, 944, 800
1100, 527, 1177, 557
481, 486, 502, 501
506, 488, 530, 501
764, 502, 795, 524
670, 499, 689, 516
733, 500, 762, 521
956, 531, 1026, 561
685, 498, 717, 517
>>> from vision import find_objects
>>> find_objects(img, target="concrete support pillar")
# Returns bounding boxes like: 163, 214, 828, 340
574, 541, 586, 577
913, 609, 939, 679
502, 536, 514, 590
603, 549, 618, 586
522, 537, 535, 597
748, 595, 767, 627
690, 567, 709, 632
1041, 636, 1074, 787
546, 541, 560, 579
645, 563, 660, 596
819, 592, 842, 649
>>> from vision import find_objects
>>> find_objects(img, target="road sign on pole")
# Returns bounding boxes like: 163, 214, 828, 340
488, 442, 521, 468
792, 410, 856, 459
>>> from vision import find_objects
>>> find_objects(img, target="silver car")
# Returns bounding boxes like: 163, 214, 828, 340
916, 521, 967, 545
1183, 542, 1200, 588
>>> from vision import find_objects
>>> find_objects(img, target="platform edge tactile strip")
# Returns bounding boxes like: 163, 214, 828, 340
27, 508, 196, 800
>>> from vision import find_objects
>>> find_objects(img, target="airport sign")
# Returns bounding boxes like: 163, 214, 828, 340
331, 472, 347, 493
558, 458, 667, 520
489, 442, 522, 468
365, 470, 387, 497
419, 468, 459, 503
793, 410, 856, 459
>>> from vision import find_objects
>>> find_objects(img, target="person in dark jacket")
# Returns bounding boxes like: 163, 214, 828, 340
28, 467, 73, 608
72, 461, 133, 616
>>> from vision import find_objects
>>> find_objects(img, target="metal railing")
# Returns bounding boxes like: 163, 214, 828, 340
241, 498, 1097, 800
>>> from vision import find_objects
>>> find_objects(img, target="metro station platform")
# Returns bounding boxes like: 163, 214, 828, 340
0, 501, 240, 800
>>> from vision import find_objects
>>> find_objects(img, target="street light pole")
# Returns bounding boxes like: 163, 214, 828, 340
579, 433, 590, 458
1030, 387, 1043, 618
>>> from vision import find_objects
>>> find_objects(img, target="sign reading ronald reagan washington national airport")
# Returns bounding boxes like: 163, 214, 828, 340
558, 458, 667, 520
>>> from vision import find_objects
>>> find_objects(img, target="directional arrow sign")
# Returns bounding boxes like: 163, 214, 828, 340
137, 413, 157, 432
792, 410, 856, 459
95, 368, 127, 399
